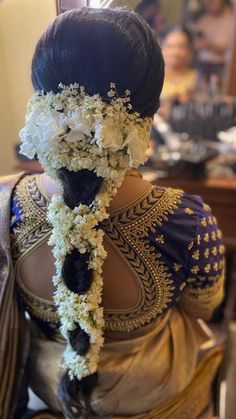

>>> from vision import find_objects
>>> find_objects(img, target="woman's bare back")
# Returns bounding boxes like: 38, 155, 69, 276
18, 173, 152, 310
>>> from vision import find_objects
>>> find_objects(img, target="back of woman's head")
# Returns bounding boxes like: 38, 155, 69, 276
32, 7, 164, 118
30, 8, 164, 418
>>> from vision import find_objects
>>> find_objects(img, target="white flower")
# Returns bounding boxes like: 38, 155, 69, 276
126, 127, 149, 167
65, 131, 86, 144
19, 83, 153, 382
94, 121, 124, 152
66, 111, 93, 137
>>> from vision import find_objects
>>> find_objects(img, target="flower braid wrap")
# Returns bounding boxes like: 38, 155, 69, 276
20, 83, 152, 414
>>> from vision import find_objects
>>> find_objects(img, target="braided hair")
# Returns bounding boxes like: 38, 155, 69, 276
31, 7, 164, 418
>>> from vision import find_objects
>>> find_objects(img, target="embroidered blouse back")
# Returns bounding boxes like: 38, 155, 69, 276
10, 175, 224, 336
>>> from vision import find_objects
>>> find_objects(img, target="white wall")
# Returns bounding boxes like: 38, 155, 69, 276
0, 0, 56, 175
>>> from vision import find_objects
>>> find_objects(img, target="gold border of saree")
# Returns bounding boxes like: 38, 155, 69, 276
0, 173, 30, 419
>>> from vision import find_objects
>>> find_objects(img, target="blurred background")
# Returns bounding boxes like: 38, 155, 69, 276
0, 2, 236, 416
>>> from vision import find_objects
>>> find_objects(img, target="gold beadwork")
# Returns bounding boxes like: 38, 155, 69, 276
191, 265, 200, 274
12, 176, 185, 333
201, 217, 207, 227
217, 229, 222, 239
212, 247, 218, 256
184, 207, 194, 215
204, 233, 209, 242
204, 248, 210, 259
11, 175, 52, 261
104, 187, 183, 332
219, 245, 225, 255
188, 241, 194, 250
174, 263, 182, 272
192, 250, 200, 260
213, 262, 218, 271
203, 204, 211, 212
17, 281, 59, 324
211, 231, 217, 241
197, 235, 201, 245
204, 264, 211, 273
155, 235, 165, 244
208, 217, 213, 225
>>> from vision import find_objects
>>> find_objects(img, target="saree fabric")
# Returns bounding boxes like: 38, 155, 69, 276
1, 173, 224, 418
0, 174, 30, 419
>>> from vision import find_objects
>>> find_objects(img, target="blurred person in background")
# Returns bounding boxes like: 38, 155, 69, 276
192, 0, 234, 83
160, 28, 197, 115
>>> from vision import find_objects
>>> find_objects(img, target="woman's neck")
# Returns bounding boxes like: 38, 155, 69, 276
40, 172, 152, 213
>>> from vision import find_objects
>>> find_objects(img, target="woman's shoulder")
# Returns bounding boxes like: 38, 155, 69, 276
145, 185, 217, 248
11, 173, 49, 227
161, 187, 216, 233
106, 185, 209, 248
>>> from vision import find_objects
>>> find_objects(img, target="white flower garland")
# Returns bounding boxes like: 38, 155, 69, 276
20, 83, 152, 381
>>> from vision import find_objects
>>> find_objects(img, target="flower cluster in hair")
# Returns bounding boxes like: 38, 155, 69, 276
20, 83, 152, 381
20, 83, 152, 181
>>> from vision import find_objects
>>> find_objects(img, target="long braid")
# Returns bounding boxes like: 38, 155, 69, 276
58, 169, 103, 418
21, 7, 165, 419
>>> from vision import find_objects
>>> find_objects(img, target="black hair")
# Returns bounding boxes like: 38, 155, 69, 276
32, 7, 164, 418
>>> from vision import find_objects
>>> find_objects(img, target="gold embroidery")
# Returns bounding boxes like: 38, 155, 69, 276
204, 233, 209, 242
104, 187, 183, 332
204, 264, 211, 273
219, 244, 225, 255
197, 235, 201, 245
180, 282, 186, 291
198, 275, 207, 282
208, 216, 213, 225
204, 248, 210, 258
173, 263, 182, 272
188, 241, 194, 250
213, 262, 218, 271
192, 250, 200, 260
185, 277, 222, 297
213, 217, 217, 225
203, 204, 211, 212
12, 177, 185, 333
211, 231, 217, 241
17, 282, 59, 324
212, 246, 218, 256
184, 207, 194, 215
191, 265, 200, 274
187, 277, 195, 284
155, 235, 165, 244
201, 217, 207, 227
11, 175, 52, 260
217, 229, 222, 239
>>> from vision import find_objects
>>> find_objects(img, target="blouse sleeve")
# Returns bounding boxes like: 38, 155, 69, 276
179, 201, 225, 319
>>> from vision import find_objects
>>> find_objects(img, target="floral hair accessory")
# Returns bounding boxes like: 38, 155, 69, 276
20, 83, 152, 180
19, 83, 152, 381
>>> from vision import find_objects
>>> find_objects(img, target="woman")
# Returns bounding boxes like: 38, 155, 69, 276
161, 28, 197, 104
0, 8, 224, 419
